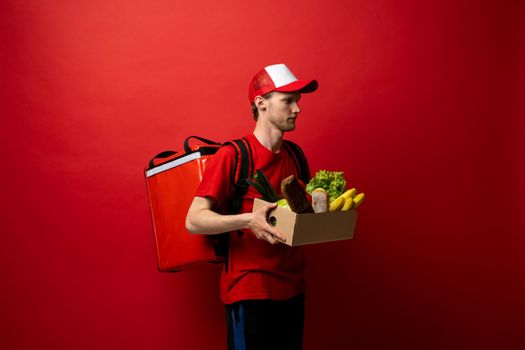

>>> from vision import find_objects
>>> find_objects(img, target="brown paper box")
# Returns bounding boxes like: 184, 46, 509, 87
253, 198, 358, 246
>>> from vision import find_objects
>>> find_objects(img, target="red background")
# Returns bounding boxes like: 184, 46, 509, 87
2, 1, 524, 349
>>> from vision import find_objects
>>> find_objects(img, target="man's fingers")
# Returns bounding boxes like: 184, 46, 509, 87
266, 228, 286, 243
265, 232, 281, 245
264, 205, 286, 242
264, 202, 278, 213
256, 228, 285, 244
252, 202, 286, 244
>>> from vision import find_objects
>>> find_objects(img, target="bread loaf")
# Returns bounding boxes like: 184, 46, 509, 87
281, 175, 314, 213
312, 188, 328, 213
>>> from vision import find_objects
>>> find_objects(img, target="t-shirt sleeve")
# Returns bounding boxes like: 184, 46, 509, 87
195, 145, 236, 212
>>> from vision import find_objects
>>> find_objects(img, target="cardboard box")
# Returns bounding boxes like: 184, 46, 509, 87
253, 198, 358, 246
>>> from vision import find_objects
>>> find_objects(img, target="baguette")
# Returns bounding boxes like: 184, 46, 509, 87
281, 175, 314, 213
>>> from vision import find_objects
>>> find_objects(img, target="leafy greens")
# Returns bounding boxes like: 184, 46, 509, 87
305, 170, 347, 201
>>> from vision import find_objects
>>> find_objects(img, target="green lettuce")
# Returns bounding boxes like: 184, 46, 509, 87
305, 170, 347, 201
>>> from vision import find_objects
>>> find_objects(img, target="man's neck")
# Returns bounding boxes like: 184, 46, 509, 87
253, 124, 284, 153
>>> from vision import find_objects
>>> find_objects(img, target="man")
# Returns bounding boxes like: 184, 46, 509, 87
186, 63, 318, 350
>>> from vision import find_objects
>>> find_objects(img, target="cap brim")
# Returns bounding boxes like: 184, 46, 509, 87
274, 79, 318, 94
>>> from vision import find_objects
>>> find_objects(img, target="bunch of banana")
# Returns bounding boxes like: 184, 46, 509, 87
329, 188, 365, 212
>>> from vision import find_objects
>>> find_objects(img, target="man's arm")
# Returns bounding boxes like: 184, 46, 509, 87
185, 196, 286, 245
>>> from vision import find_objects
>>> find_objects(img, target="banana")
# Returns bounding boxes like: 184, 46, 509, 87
341, 197, 353, 211
353, 193, 365, 209
342, 188, 357, 199
329, 196, 345, 212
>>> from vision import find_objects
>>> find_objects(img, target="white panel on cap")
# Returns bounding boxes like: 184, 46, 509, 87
265, 64, 298, 88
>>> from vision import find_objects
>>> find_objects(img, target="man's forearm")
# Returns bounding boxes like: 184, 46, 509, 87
185, 196, 285, 243
186, 208, 252, 235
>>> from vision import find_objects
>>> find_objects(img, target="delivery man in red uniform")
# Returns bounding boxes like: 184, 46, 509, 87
186, 63, 318, 350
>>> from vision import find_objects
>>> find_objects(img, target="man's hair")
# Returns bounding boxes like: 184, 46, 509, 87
251, 92, 273, 121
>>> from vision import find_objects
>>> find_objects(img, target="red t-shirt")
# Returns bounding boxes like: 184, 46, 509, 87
195, 133, 308, 304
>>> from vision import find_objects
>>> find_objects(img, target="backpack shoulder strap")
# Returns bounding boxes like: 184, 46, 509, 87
222, 137, 254, 213
283, 140, 311, 184
212, 138, 253, 270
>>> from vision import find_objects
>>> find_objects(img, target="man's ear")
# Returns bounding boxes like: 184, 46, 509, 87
254, 95, 266, 111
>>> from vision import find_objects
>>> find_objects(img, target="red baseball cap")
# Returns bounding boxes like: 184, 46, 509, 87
248, 63, 318, 103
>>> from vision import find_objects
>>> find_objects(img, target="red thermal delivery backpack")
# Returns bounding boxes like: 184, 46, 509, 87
144, 136, 251, 272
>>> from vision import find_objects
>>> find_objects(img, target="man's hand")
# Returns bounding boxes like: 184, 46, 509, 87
248, 202, 286, 245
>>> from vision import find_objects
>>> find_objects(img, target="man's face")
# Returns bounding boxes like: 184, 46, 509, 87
264, 92, 302, 132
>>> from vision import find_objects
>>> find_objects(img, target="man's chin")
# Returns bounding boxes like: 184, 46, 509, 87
284, 120, 296, 131
275, 120, 296, 132
281, 125, 296, 132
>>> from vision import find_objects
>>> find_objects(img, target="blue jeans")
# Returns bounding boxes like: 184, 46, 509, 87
225, 294, 305, 350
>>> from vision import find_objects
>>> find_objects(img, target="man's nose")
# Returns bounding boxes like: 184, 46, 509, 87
293, 102, 301, 114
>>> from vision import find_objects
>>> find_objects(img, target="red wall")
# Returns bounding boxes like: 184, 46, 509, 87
1, 1, 524, 349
